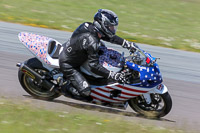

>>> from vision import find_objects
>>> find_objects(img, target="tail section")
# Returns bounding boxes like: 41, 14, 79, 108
18, 32, 51, 64
18, 32, 62, 67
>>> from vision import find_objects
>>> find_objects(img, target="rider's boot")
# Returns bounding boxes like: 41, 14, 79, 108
61, 84, 81, 98
68, 77, 93, 101
60, 67, 93, 101
79, 88, 93, 101
67, 87, 81, 97
64, 85, 92, 101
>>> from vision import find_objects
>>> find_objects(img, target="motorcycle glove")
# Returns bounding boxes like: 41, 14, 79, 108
108, 71, 126, 83
122, 40, 138, 52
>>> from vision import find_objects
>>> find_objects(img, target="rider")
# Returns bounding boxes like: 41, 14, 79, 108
59, 9, 138, 99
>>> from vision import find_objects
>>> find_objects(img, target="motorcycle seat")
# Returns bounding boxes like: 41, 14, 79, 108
46, 39, 63, 67
47, 40, 62, 59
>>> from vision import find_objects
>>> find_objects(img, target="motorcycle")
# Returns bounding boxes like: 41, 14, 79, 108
16, 32, 172, 118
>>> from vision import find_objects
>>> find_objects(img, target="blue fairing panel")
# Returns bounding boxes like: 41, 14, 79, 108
126, 62, 162, 88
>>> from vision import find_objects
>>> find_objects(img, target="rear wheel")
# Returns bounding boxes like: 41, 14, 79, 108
128, 92, 172, 118
18, 58, 60, 100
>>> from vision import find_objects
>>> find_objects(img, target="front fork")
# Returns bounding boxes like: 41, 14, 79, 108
142, 84, 168, 104
143, 93, 152, 104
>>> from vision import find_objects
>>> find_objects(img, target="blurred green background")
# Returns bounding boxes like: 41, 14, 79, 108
0, 0, 200, 52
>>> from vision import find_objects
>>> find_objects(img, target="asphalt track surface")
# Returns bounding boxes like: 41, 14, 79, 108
0, 21, 200, 132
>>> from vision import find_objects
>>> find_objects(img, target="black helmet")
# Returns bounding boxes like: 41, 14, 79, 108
94, 9, 118, 37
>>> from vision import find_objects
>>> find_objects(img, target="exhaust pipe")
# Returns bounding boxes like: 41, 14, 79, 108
16, 62, 54, 90
16, 62, 45, 81
16, 62, 21, 67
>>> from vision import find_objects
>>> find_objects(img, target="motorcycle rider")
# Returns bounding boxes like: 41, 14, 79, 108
59, 9, 138, 99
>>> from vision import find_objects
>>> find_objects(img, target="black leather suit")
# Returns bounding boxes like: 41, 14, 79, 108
59, 22, 124, 96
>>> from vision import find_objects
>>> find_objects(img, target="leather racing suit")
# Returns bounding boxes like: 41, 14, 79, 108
59, 22, 124, 97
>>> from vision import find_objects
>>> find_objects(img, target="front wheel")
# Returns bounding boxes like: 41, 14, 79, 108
128, 92, 172, 118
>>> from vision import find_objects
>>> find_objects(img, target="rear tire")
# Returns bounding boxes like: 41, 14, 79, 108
18, 58, 60, 100
128, 92, 172, 118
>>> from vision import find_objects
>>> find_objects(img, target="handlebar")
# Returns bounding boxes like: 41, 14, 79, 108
128, 46, 159, 66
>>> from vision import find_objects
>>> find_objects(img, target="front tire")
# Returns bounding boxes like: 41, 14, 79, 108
128, 92, 172, 118
18, 58, 60, 100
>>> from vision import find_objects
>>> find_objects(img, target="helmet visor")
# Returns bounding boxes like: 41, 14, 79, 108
108, 25, 118, 34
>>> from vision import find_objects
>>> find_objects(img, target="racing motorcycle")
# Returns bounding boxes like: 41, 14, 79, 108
16, 32, 172, 118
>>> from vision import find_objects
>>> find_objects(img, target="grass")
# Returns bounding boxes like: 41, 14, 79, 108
0, 0, 200, 52
0, 98, 183, 133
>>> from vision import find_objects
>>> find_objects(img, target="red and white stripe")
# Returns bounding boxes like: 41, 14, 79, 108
93, 88, 126, 101
91, 84, 150, 103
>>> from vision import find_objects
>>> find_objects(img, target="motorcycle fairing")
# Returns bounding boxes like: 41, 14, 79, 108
90, 83, 151, 103
126, 61, 163, 88
148, 84, 168, 94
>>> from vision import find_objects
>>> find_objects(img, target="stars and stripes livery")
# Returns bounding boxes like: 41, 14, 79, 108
90, 83, 153, 103
18, 32, 164, 105
90, 52, 163, 103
